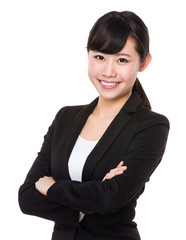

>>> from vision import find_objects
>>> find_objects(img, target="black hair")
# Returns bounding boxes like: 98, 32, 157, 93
87, 11, 151, 110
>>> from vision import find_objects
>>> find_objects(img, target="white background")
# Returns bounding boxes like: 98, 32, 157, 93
0, 0, 185, 239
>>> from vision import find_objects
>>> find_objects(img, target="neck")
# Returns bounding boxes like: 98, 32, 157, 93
93, 94, 131, 119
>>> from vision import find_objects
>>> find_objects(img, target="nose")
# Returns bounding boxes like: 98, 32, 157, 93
102, 60, 116, 78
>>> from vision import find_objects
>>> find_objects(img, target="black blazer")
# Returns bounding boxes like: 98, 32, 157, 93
18, 92, 169, 240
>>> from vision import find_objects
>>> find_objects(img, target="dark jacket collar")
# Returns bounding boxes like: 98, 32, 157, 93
82, 91, 142, 116
122, 91, 142, 113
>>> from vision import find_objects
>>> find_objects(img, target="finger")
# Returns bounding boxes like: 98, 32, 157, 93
116, 161, 124, 168
110, 166, 127, 173
103, 166, 127, 181
116, 170, 124, 175
110, 167, 127, 177
110, 169, 116, 173
115, 168, 127, 175
108, 161, 126, 174
121, 166, 127, 171
116, 168, 127, 175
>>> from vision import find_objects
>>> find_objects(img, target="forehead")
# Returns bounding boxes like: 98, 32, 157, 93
119, 37, 138, 55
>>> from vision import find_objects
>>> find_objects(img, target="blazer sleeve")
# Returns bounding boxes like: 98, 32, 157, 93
47, 114, 170, 214
18, 109, 79, 226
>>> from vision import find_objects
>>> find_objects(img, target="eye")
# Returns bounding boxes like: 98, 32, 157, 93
95, 55, 104, 61
117, 58, 128, 63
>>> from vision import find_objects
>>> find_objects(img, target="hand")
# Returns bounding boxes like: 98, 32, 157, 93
35, 176, 56, 196
103, 161, 127, 181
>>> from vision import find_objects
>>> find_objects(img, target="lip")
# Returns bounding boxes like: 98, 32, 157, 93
98, 79, 120, 89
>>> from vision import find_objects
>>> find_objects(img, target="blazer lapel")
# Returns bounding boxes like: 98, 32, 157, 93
82, 92, 142, 182
59, 98, 98, 179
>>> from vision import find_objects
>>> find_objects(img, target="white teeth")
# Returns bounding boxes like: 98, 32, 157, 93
101, 81, 118, 86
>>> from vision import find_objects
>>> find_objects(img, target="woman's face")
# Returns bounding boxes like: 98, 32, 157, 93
88, 37, 145, 102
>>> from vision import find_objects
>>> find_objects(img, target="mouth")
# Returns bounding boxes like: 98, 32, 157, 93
98, 80, 120, 89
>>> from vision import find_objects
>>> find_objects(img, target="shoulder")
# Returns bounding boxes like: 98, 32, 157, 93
127, 105, 170, 151
53, 98, 98, 124
58, 104, 87, 116
48, 104, 88, 134
124, 92, 169, 129
54, 104, 87, 123
134, 104, 170, 131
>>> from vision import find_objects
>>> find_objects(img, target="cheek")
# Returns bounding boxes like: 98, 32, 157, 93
88, 60, 100, 78
88, 61, 95, 76
121, 64, 139, 82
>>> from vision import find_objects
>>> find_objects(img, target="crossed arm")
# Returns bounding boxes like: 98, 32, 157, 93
35, 161, 127, 196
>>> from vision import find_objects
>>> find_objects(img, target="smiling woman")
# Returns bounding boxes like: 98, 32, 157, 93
18, 11, 169, 240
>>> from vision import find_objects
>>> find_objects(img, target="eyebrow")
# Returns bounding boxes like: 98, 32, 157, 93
92, 51, 132, 58
115, 53, 132, 57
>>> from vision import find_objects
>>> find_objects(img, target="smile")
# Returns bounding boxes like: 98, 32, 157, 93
99, 80, 120, 89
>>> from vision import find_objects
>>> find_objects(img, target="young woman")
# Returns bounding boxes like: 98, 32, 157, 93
18, 11, 169, 240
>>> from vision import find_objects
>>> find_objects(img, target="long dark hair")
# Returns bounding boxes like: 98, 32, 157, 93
87, 11, 151, 110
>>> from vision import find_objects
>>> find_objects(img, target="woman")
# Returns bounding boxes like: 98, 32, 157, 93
18, 11, 169, 240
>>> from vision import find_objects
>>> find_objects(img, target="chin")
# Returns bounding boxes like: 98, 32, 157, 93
98, 91, 132, 103
99, 94, 122, 101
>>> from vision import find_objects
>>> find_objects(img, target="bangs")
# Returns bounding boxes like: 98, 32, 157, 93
87, 16, 130, 54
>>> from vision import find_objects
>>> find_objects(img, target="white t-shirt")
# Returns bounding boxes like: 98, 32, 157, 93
68, 135, 98, 182
68, 135, 98, 221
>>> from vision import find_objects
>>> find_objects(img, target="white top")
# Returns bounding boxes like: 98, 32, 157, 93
68, 135, 98, 182
68, 135, 98, 222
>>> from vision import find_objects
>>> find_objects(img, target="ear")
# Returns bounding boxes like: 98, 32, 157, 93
139, 54, 152, 72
